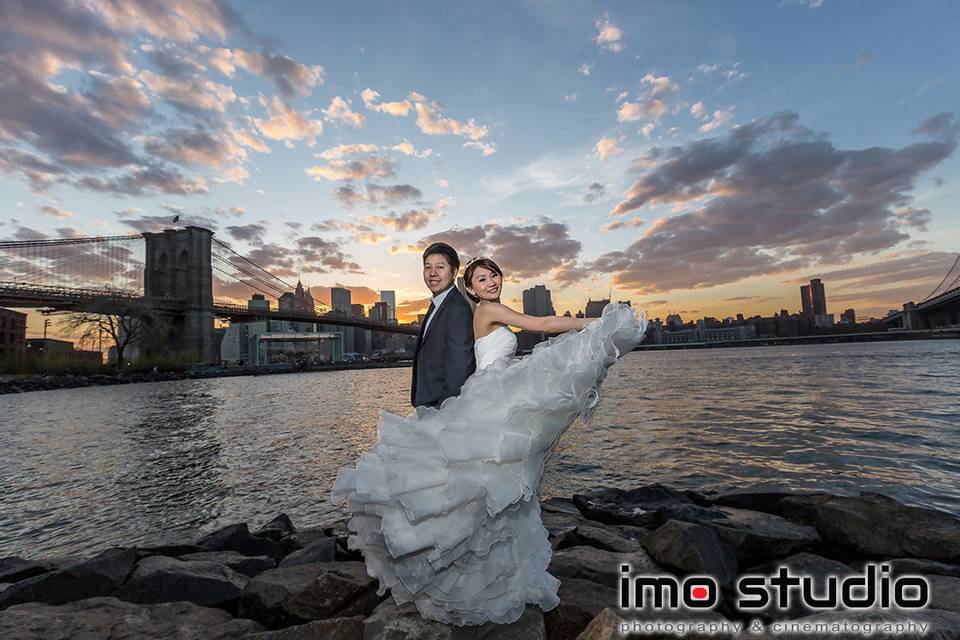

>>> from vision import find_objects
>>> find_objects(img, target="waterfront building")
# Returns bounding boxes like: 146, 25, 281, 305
248, 294, 270, 313
255, 332, 341, 366
522, 285, 555, 317
330, 286, 351, 312
26, 338, 102, 365
0, 307, 27, 365
585, 298, 610, 318
801, 278, 827, 319
351, 303, 365, 317
278, 281, 316, 332
370, 301, 391, 321
841, 308, 857, 325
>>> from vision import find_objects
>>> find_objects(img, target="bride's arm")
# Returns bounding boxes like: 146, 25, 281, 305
480, 302, 592, 333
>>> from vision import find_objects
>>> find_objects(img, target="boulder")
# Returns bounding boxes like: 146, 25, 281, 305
567, 522, 644, 553
113, 555, 249, 607
642, 520, 737, 589
0, 547, 136, 610
744, 552, 857, 620
254, 514, 296, 542
780, 492, 960, 562
195, 523, 287, 562
136, 544, 203, 561
884, 558, 960, 579
926, 574, 960, 615
712, 489, 826, 516
542, 497, 583, 516
0, 557, 71, 583
542, 511, 583, 549
690, 507, 820, 564
544, 577, 618, 640
240, 561, 382, 629
247, 615, 364, 640
572, 485, 694, 528
279, 537, 337, 568
178, 551, 276, 577
363, 598, 545, 639
0, 596, 263, 639
549, 546, 660, 588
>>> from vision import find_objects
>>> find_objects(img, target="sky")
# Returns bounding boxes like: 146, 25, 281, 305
2, 0, 959, 332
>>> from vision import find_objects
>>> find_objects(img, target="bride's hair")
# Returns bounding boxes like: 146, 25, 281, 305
463, 257, 503, 303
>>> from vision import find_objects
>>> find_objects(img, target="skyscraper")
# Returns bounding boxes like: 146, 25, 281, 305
522, 285, 555, 316
331, 287, 351, 312
800, 278, 827, 317
380, 290, 396, 321
351, 303, 365, 317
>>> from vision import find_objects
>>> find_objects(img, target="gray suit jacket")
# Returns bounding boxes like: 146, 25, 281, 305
410, 287, 476, 408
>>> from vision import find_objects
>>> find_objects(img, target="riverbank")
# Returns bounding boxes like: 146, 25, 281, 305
2, 483, 959, 639
637, 328, 960, 350
0, 360, 411, 395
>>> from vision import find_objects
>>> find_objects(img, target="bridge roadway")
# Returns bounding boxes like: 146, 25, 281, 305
0, 282, 418, 336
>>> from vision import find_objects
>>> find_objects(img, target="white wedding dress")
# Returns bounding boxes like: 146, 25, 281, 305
330, 303, 647, 625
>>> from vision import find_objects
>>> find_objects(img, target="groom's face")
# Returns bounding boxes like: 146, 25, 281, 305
423, 253, 456, 295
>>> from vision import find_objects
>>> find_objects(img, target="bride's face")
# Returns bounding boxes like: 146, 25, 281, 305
469, 266, 502, 302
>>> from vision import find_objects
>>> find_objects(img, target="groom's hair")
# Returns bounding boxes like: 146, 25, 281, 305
422, 242, 460, 272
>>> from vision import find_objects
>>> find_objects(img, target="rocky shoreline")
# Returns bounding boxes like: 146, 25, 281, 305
0, 361, 410, 395
2, 484, 959, 639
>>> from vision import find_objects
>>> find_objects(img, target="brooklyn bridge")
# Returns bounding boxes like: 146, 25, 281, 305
0, 226, 417, 363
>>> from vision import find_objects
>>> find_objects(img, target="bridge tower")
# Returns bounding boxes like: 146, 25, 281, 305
143, 226, 216, 363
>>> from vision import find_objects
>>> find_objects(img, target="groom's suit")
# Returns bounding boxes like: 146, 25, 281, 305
411, 286, 476, 408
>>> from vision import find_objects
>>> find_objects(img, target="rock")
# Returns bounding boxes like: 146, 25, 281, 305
362, 598, 545, 639
926, 574, 960, 614
544, 578, 618, 640
543, 511, 582, 549
542, 497, 582, 516
572, 485, 694, 528
573, 608, 624, 640
279, 537, 337, 568
254, 514, 296, 542
0, 596, 263, 639
240, 561, 382, 629
114, 555, 250, 607
196, 523, 287, 562
549, 546, 661, 588
0, 547, 136, 610
686, 507, 821, 564
0, 557, 69, 583
780, 492, 960, 562
884, 558, 960, 578
569, 522, 644, 553
178, 551, 276, 577
642, 520, 737, 589
247, 615, 364, 640
136, 544, 203, 560
713, 489, 825, 516
744, 552, 857, 620
750, 608, 960, 640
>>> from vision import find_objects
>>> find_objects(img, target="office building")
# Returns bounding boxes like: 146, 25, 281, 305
522, 285, 555, 317
585, 298, 610, 318
380, 290, 397, 322
331, 286, 351, 312
0, 307, 27, 364
800, 278, 827, 318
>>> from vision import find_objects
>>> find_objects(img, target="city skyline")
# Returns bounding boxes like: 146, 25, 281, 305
2, 1, 959, 337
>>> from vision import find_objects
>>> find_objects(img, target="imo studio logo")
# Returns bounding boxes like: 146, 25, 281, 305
618, 563, 931, 614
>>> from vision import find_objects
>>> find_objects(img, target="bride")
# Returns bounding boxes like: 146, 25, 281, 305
330, 256, 647, 625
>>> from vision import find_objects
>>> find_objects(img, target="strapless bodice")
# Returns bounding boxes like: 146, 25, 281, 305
474, 326, 518, 370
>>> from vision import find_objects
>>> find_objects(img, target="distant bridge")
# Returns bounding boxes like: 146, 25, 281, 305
0, 226, 417, 362
881, 253, 960, 329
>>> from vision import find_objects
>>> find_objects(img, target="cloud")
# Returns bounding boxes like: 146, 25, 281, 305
600, 217, 646, 233
38, 205, 75, 219
332, 183, 422, 207
583, 182, 605, 203
435, 178, 449, 188
463, 141, 497, 156
363, 208, 436, 231
691, 102, 707, 120
410, 94, 491, 147
226, 223, 266, 243
617, 75, 678, 123
396, 218, 581, 281
392, 141, 433, 158
594, 14, 625, 53
595, 136, 623, 160
397, 297, 431, 322
317, 143, 379, 160
360, 88, 412, 116
323, 96, 366, 128
310, 220, 387, 244
895, 207, 933, 231
307, 156, 397, 182
77, 163, 208, 196
699, 107, 735, 133
696, 62, 748, 86
118, 212, 219, 232
578, 62, 595, 76
203, 47, 323, 97
254, 95, 324, 147
594, 111, 957, 293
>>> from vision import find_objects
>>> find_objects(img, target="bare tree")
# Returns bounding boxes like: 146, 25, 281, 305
62, 298, 169, 368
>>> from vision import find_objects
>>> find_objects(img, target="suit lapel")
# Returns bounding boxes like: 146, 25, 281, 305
421, 290, 454, 344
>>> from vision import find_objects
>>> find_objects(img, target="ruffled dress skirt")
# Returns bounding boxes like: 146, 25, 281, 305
330, 303, 647, 625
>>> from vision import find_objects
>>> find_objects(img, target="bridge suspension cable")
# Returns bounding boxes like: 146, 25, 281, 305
920, 252, 960, 302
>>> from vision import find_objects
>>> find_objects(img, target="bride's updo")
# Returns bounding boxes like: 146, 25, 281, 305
463, 257, 503, 303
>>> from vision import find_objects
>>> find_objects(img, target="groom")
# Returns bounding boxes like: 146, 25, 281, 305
411, 242, 476, 408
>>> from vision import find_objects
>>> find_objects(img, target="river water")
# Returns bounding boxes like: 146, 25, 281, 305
1, 340, 958, 560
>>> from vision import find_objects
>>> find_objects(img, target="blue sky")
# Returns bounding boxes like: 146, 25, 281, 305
1, 0, 958, 329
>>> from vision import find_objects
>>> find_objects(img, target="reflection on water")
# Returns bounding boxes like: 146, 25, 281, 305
1, 340, 958, 559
